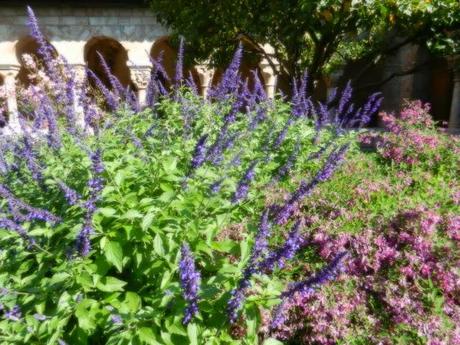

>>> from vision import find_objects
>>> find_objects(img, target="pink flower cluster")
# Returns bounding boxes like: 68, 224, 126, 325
360, 100, 442, 166
270, 208, 460, 344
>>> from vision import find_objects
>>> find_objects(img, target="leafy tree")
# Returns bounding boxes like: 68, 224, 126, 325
148, 0, 459, 92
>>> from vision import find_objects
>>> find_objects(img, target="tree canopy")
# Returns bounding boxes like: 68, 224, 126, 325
149, 0, 460, 91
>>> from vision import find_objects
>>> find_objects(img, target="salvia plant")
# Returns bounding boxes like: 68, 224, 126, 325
3, 7, 456, 345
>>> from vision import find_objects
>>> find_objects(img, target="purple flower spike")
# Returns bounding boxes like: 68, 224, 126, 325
209, 43, 243, 101
190, 134, 208, 170
76, 220, 92, 257
314, 144, 349, 183
227, 210, 272, 323
26, 7, 58, 81
0, 218, 35, 245
86, 68, 119, 111
260, 220, 303, 273
96, 52, 125, 96
57, 181, 81, 206
275, 145, 348, 225
179, 243, 201, 325
174, 36, 185, 90
270, 252, 347, 330
231, 161, 257, 204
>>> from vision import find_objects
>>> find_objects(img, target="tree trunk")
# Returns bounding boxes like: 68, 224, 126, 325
448, 55, 460, 133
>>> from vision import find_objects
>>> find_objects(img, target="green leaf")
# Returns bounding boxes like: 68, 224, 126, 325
153, 234, 165, 256
138, 327, 159, 344
187, 323, 198, 345
142, 213, 155, 231
98, 207, 117, 218
96, 276, 127, 292
122, 209, 143, 220
75, 299, 98, 332
125, 291, 141, 312
103, 240, 124, 272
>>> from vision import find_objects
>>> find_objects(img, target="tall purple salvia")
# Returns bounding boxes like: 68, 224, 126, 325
259, 220, 304, 273
76, 148, 105, 256
20, 133, 44, 183
0, 184, 60, 224
174, 36, 184, 90
252, 70, 267, 103
0, 218, 35, 245
336, 81, 352, 120
206, 122, 229, 165
57, 181, 81, 206
179, 243, 201, 325
274, 144, 348, 225
272, 118, 293, 150
76, 219, 92, 257
291, 72, 310, 118
86, 68, 119, 111
96, 52, 125, 97
227, 210, 271, 323
270, 252, 347, 330
26, 7, 58, 82
314, 144, 348, 183
190, 134, 208, 170
231, 160, 257, 203
209, 43, 243, 101
41, 99, 61, 150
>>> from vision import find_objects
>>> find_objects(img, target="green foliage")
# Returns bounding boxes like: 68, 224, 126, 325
1, 92, 459, 344
148, 0, 459, 86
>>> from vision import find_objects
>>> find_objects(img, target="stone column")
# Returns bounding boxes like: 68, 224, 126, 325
448, 55, 460, 132
260, 63, 277, 99
0, 67, 21, 134
195, 65, 214, 98
130, 66, 152, 106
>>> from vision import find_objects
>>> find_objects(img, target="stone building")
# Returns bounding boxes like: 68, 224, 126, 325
0, 0, 277, 130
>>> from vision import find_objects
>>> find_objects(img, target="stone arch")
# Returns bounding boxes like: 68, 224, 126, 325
84, 36, 137, 92
15, 35, 58, 87
211, 40, 266, 92
150, 36, 201, 93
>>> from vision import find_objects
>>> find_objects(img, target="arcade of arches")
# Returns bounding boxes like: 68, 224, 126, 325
0, 34, 277, 130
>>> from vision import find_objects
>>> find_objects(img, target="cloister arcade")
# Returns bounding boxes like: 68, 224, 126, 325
0, 34, 277, 132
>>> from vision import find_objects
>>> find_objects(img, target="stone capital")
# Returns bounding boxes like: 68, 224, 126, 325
130, 66, 151, 90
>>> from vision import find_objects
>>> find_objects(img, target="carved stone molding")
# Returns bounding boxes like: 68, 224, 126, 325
130, 66, 151, 90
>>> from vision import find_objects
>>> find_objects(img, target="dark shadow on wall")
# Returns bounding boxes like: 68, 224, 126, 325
150, 36, 201, 93
84, 36, 137, 93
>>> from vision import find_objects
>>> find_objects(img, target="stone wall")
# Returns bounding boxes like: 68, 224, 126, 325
0, 4, 279, 131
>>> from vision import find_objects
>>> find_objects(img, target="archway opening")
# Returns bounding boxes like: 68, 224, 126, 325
84, 36, 137, 93
15, 35, 58, 87
211, 40, 266, 93
150, 36, 201, 93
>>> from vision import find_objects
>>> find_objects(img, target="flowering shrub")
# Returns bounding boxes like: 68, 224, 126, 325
0, 8, 458, 345
0, 8, 386, 345
359, 100, 457, 168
